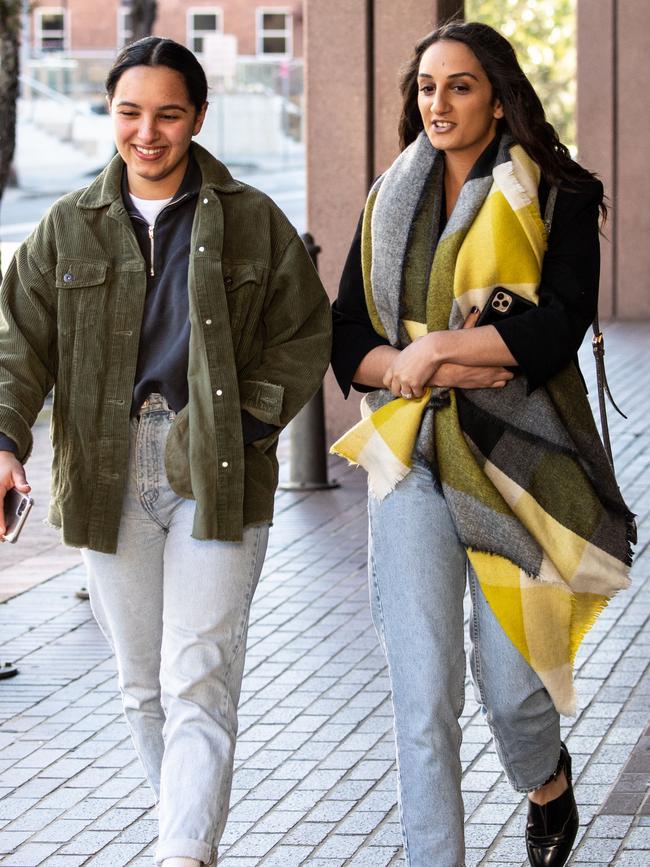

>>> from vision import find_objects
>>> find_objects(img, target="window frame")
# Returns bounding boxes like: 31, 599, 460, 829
186, 6, 224, 56
256, 7, 293, 58
34, 7, 68, 53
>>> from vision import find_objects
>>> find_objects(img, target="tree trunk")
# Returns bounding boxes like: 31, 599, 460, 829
130, 0, 158, 42
0, 0, 21, 279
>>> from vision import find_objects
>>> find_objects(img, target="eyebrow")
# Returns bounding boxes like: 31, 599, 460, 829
417, 71, 480, 82
116, 100, 188, 112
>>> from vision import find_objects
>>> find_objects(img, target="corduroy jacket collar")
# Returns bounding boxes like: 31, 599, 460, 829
76, 142, 244, 211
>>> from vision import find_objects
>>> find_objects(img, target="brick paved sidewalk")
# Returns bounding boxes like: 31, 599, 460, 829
0, 322, 648, 867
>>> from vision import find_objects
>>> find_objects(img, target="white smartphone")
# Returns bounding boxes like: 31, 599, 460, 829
2, 489, 34, 544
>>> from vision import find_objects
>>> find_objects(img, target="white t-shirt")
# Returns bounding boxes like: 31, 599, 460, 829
129, 193, 173, 227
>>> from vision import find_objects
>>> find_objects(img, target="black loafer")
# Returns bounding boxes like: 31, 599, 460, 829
526, 743, 579, 867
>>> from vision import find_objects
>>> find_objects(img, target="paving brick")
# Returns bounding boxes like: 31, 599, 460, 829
219, 821, 254, 846
225, 832, 284, 857
0, 829, 37, 854
346, 846, 401, 866
258, 845, 314, 865
31, 818, 92, 843
58, 830, 120, 855
614, 853, 650, 866
587, 814, 634, 837
622, 825, 650, 848
313, 833, 363, 858
268, 758, 319, 780
370, 822, 403, 847
252, 810, 303, 834
226, 799, 275, 824
115, 787, 155, 810
89, 807, 146, 832
216, 859, 259, 867
283, 821, 335, 846
574, 835, 622, 861
0, 798, 39, 821
569, 862, 612, 867
39, 857, 96, 867
6, 807, 64, 833
14, 748, 67, 770
337, 810, 387, 835
356, 791, 397, 813
92, 777, 141, 799
0, 842, 60, 865
112, 817, 158, 844
464, 822, 502, 848
10, 778, 65, 800
83, 841, 149, 865
247, 777, 295, 800
468, 802, 517, 824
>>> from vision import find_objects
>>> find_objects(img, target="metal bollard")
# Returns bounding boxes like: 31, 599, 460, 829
279, 234, 339, 490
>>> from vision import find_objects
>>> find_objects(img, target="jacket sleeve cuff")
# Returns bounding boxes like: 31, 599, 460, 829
0, 434, 18, 454
0, 407, 33, 462
492, 316, 541, 392
239, 379, 285, 426
493, 310, 583, 394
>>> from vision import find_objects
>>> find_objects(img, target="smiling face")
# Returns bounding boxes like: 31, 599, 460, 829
417, 39, 503, 170
109, 64, 207, 199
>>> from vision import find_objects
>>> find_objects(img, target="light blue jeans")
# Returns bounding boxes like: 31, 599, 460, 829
368, 461, 560, 867
82, 395, 269, 866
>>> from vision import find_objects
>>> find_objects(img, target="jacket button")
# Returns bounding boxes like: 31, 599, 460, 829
221, 460, 229, 468
224, 276, 233, 287
215, 389, 223, 396
63, 272, 73, 283
205, 318, 212, 325
198, 245, 205, 252
203, 197, 209, 204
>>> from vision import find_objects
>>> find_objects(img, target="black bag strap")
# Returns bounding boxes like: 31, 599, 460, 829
544, 187, 625, 470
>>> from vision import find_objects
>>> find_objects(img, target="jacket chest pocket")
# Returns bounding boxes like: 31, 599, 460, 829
223, 262, 266, 342
56, 260, 108, 335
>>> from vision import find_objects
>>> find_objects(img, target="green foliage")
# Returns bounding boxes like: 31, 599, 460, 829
465, 0, 576, 149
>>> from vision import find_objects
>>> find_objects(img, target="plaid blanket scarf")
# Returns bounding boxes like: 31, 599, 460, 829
331, 133, 634, 715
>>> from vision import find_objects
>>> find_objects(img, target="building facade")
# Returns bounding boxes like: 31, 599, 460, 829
27, 1, 303, 60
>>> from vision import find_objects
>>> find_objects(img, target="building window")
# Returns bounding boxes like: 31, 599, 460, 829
35, 8, 67, 53
256, 9, 292, 57
187, 7, 223, 54
117, 6, 134, 48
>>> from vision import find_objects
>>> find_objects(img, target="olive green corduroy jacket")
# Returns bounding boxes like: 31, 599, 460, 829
0, 144, 332, 553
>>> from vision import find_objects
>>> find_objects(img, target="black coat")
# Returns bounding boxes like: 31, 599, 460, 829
331, 177, 603, 397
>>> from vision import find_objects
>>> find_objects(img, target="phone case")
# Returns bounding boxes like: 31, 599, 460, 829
2, 490, 34, 543
476, 287, 536, 327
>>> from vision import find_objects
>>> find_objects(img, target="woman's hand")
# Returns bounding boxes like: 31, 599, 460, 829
382, 332, 441, 398
382, 307, 486, 398
430, 362, 514, 389
0, 452, 31, 538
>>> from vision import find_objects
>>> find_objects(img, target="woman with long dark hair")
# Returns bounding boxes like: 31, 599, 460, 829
0, 37, 331, 866
331, 21, 633, 867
